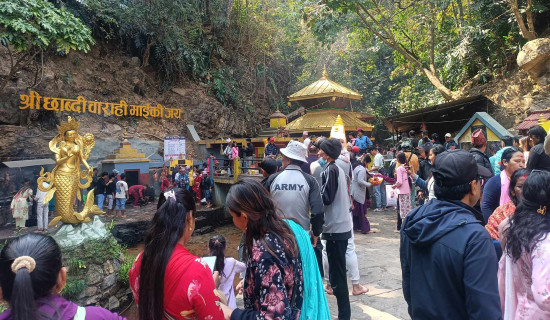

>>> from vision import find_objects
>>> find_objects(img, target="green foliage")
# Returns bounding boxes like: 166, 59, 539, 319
0, 301, 7, 315
63, 236, 125, 267
61, 276, 87, 301
117, 255, 132, 286
302, 0, 535, 111
0, 0, 94, 53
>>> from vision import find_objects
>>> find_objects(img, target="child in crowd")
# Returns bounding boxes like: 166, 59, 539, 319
208, 235, 246, 309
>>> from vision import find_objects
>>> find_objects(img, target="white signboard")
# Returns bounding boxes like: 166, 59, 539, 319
164, 136, 186, 161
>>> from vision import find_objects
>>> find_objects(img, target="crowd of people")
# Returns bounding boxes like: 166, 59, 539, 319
4, 124, 550, 320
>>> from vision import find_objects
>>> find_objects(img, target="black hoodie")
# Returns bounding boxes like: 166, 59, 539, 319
400, 199, 502, 320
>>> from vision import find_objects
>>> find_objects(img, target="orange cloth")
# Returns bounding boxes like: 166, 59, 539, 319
485, 200, 516, 241
397, 152, 419, 175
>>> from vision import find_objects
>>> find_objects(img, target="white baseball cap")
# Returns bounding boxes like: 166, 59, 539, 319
445, 133, 452, 138
280, 140, 307, 163
226, 138, 231, 143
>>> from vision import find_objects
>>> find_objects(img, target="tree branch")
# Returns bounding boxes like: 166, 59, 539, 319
509, 0, 536, 40
526, 0, 537, 37
354, 3, 452, 100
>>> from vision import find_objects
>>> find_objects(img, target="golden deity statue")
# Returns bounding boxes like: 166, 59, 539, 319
38, 116, 103, 225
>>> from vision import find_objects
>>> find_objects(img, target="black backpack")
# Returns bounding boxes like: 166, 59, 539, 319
388, 159, 397, 179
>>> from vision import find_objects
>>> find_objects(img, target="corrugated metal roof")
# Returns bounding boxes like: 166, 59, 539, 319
285, 110, 374, 133
288, 68, 362, 102
1, 159, 55, 168
516, 111, 550, 130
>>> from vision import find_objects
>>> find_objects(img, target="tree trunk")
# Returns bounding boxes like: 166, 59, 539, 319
421, 68, 453, 100
226, 0, 234, 27
509, 0, 537, 40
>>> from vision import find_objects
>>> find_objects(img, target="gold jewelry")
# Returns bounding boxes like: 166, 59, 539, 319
538, 205, 547, 215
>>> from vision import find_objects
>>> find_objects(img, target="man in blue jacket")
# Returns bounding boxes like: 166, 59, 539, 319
400, 149, 501, 320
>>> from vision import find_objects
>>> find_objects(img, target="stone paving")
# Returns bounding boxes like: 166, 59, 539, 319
327, 209, 410, 320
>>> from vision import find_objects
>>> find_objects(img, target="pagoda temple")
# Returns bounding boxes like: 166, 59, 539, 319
285, 66, 374, 135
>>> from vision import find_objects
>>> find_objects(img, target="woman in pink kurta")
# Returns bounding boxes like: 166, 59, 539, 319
499, 171, 550, 319
392, 152, 411, 231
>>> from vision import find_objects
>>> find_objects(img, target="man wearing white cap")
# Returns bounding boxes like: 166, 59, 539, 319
265, 140, 325, 275
265, 140, 325, 258
303, 131, 311, 150
444, 133, 458, 150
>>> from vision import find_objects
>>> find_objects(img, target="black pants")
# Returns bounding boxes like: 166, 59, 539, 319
396, 199, 403, 231
313, 240, 324, 278
325, 239, 351, 320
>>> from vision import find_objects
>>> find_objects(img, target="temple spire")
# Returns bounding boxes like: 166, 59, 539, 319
322, 65, 328, 79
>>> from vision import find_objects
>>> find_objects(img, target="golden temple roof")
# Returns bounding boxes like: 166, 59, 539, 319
288, 66, 363, 102
285, 110, 374, 134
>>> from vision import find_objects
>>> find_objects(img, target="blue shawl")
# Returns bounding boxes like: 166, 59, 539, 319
285, 219, 330, 320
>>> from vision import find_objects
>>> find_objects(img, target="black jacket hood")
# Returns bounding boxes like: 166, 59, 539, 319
402, 199, 483, 246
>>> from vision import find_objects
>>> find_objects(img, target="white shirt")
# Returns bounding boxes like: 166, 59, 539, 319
303, 137, 311, 149
218, 257, 246, 309
115, 180, 128, 198
374, 153, 385, 169
35, 182, 49, 204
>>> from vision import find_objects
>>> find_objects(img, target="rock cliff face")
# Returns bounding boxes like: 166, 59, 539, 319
0, 44, 271, 160
459, 38, 550, 132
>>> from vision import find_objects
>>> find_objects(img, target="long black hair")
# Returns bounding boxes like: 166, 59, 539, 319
426, 144, 446, 181
208, 235, 227, 276
0, 234, 62, 320
139, 188, 196, 320
505, 170, 550, 261
509, 169, 529, 206
226, 179, 298, 262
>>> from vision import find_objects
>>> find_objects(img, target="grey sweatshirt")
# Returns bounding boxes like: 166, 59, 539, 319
266, 165, 325, 236
320, 161, 352, 240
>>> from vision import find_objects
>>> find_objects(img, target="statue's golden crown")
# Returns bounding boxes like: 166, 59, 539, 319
57, 116, 80, 136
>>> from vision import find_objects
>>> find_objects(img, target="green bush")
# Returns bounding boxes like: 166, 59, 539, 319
117, 255, 132, 286
62, 276, 87, 301
0, 0, 94, 90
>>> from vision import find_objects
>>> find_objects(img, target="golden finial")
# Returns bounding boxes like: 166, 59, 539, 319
334, 114, 344, 126
56, 116, 79, 136
322, 65, 328, 79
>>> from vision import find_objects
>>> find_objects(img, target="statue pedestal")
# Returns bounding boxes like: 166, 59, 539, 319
52, 216, 108, 248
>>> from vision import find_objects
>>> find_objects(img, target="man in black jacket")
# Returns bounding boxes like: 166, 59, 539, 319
243, 138, 255, 173
400, 149, 500, 319
527, 125, 550, 171
469, 128, 493, 176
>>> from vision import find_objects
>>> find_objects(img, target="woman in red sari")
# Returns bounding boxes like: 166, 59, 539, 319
192, 169, 202, 203
129, 188, 223, 320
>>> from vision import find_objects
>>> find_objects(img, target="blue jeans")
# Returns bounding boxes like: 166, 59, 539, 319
97, 193, 105, 210
373, 182, 386, 209
115, 198, 126, 210
204, 189, 212, 203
